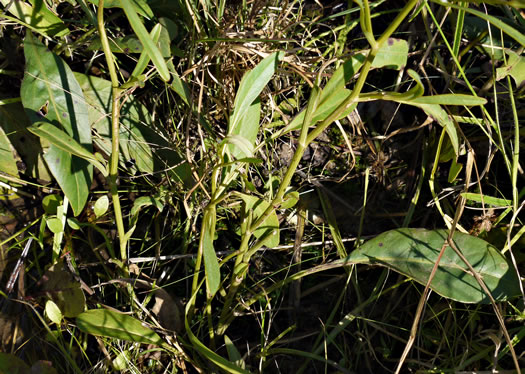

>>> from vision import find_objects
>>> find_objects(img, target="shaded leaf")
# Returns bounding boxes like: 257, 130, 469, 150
21, 33, 92, 216
76, 309, 164, 346
87, 0, 154, 19
0, 125, 19, 177
0, 352, 29, 374
42, 194, 63, 215
346, 228, 521, 303
40, 260, 85, 317
238, 193, 280, 248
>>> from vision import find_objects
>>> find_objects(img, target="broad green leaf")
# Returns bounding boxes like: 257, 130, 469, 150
45, 299, 63, 324
41, 260, 86, 317
74, 73, 193, 186
0, 0, 69, 38
496, 50, 525, 87
88, 0, 154, 19
461, 193, 512, 207
21, 33, 93, 216
76, 309, 164, 346
93, 195, 109, 218
0, 103, 51, 181
372, 38, 408, 69
227, 99, 259, 160
345, 228, 521, 303
0, 352, 29, 374
201, 207, 221, 296
229, 52, 284, 136
28, 121, 108, 176
42, 194, 63, 215
119, 0, 170, 81
238, 193, 280, 248
46, 217, 63, 234
0, 125, 19, 177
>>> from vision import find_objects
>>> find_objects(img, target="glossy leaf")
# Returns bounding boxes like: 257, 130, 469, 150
93, 195, 109, 218
21, 33, 92, 216
345, 228, 521, 303
238, 193, 280, 248
0, 124, 19, 177
76, 309, 164, 346
28, 121, 107, 176
0, 0, 69, 38
119, 0, 170, 81
372, 38, 408, 69
229, 52, 283, 136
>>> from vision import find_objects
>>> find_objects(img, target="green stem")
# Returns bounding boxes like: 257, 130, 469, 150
97, 1, 127, 263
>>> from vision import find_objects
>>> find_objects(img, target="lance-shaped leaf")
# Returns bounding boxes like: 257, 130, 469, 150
20, 33, 92, 216
76, 309, 164, 346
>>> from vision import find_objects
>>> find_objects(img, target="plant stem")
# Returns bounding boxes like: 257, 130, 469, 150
97, 1, 127, 263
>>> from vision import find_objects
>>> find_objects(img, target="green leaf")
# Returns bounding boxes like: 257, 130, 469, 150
28, 121, 108, 176
93, 195, 109, 218
229, 52, 283, 136
76, 309, 164, 346
496, 50, 525, 87
202, 207, 221, 296
119, 0, 170, 81
461, 193, 512, 207
46, 217, 63, 234
45, 299, 63, 324
87, 0, 154, 19
21, 33, 93, 216
74, 73, 193, 186
372, 38, 408, 69
346, 228, 521, 303
41, 260, 86, 317
0, 102, 51, 181
0, 352, 30, 374
225, 335, 246, 370
416, 104, 459, 157
411, 94, 487, 106
0, 124, 19, 177
283, 54, 365, 134
42, 194, 63, 215
0, 0, 69, 38
238, 193, 280, 248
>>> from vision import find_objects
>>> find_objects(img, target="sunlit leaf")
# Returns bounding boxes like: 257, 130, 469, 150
76, 309, 164, 346
345, 228, 521, 303
372, 38, 408, 69
238, 193, 280, 248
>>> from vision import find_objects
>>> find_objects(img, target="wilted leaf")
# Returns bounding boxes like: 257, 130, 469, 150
345, 228, 521, 303
76, 309, 164, 346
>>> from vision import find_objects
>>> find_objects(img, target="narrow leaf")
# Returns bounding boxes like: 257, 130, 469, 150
76, 309, 164, 346
229, 52, 283, 134
411, 94, 487, 106
238, 193, 280, 248
202, 207, 221, 296
119, 0, 170, 81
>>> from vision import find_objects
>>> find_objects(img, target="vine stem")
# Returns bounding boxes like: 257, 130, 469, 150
97, 1, 127, 263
